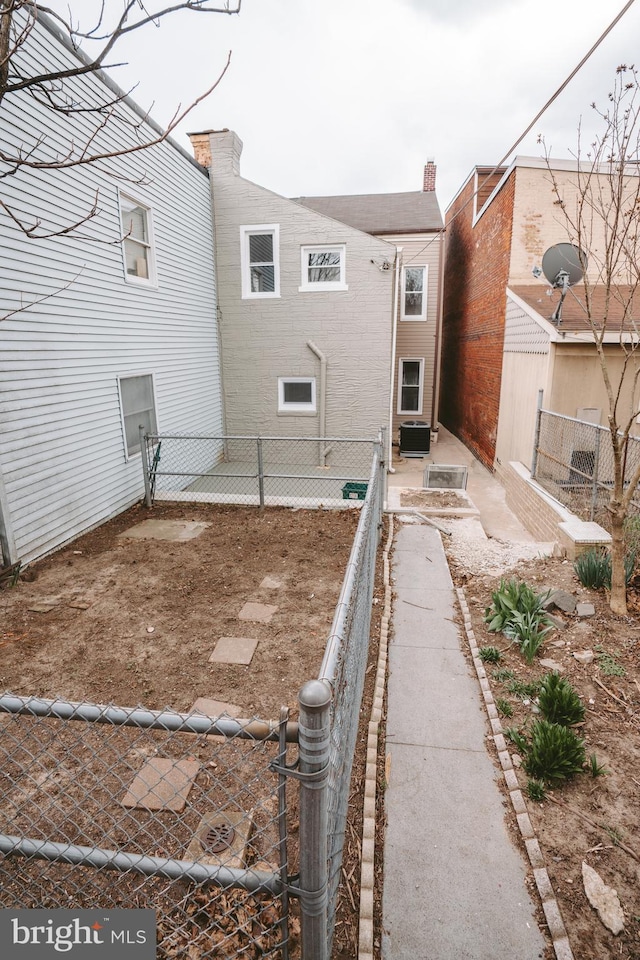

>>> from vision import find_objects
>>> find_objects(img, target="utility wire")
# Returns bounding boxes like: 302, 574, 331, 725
404, 0, 638, 265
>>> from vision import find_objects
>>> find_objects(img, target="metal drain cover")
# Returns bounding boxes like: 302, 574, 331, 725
201, 822, 235, 853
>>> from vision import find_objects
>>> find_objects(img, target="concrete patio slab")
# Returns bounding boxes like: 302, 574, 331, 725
208, 637, 259, 665
118, 519, 210, 541
121, 758, 199, 812
238, 601, 278, 623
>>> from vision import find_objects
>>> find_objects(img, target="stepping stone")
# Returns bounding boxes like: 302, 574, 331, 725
238, 601, 278, 623
191, 698, 243, 718
576, 602, 596, 617
121, 758, 199, 811
28, 601, 59, 613
259, 576, 284, 590
209, 637, 258, 665
119, 519, 209, 541
186, 810, 252, 870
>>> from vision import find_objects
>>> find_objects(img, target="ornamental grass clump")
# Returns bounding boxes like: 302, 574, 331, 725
573, 547, 636, 590
483, 579, 553, 664
522, 719, 586, 785
537, 672, 585, 727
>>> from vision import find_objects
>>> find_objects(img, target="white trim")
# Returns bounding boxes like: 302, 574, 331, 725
397, 358, 424, 415
119, 191, 157, 287
240, 224, 280, 299
400, 264, 428, 320
277, 376, 317, 414
117, 372, 159, 459
298, 244, 348, 292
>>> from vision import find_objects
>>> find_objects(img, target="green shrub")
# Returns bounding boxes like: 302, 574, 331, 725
574, 547, 636, 589
484, 578, 550, 633
537, 672, 585, 726
507, 678, 542, 700
492, 668, 515, 683
522, 720, 586, 784
504, 726, 528, 753
589, 753, 609, 777
479, 646, 501, 663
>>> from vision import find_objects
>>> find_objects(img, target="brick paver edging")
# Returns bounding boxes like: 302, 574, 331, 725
455, 586, 575, 960
357, 515, 393, 959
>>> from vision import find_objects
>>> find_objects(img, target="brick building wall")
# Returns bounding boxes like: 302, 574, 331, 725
440, 170, 516, 469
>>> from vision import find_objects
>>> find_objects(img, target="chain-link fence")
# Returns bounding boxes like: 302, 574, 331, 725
0, 437, 386, 960
532, 409, 640, 524
140, 432, 378, 509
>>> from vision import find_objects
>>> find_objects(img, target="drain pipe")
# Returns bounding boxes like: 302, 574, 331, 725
387, 247, 402, 473
307, 340, 329, 467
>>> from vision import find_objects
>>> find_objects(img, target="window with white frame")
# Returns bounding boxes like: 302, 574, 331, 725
397, 359, 424, 414
401, 265, 427, 320
118, 374, 158, 456
120, 194, 155, 283
277, 377, 316, 413
241, 225, 280, 298
299, 244, 347, 291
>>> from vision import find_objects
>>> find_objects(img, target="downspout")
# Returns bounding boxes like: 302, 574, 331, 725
307, 340, 328, 467
387, 247, 402, 473
431, 226, 446, 440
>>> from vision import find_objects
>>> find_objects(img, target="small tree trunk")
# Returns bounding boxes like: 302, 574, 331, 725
609, 506, 627, 615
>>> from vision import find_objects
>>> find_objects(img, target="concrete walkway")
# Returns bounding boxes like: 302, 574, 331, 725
381, 431, 548, 959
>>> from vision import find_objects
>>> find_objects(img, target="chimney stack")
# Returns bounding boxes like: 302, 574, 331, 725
187, 129, 243, 176
423, 159, 436, 192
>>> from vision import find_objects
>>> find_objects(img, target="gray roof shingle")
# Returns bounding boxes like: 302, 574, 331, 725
293, 191, 443, 235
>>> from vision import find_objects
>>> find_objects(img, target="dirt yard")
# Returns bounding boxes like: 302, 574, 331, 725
0, 502, 361, 718
447, 542, 640, 960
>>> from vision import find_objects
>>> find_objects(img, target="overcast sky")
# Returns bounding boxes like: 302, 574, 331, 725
65, 0, 640, 211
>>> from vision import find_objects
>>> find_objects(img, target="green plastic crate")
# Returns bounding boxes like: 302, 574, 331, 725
342, 481, 368, 500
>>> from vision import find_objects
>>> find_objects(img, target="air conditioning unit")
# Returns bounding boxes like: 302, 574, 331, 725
399, 420, 431, 457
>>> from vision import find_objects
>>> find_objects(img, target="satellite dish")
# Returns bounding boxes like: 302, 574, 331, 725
540, 243, 587, 323
541, 243, 586, 288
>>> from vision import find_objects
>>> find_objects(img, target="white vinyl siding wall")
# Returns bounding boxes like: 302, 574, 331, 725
0, 19, 222, 563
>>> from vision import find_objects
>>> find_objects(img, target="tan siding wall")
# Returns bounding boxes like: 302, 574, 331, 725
211, 151, 395, 439
495, 351, 551, 469
388, 235, 442, 444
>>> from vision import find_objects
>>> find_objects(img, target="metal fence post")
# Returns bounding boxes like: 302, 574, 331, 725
298, 679, 331, 960
140, 428, 152, 508
257, 437, 265, 508
590, 427, 602, 522
531, 389, 544, 477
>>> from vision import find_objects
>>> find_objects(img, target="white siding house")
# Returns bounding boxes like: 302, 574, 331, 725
0, 14, 223, 566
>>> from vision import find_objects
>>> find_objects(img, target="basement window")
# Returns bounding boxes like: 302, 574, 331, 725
118, 374, 158, 457
278, 377, 316, 414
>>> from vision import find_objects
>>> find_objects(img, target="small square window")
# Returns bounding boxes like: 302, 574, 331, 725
118, 374, 158, 456
120, 194, 155, 284
299, 245, 347, 291
241, 225, 280, 298
401, 265, 427, 320
278, 377, 316, 413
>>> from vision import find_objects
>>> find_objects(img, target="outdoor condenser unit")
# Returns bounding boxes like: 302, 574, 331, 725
399, 420, 431, 457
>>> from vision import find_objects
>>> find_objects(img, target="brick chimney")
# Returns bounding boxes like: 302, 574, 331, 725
423, 159, 436, 192
187, 129, 243, 175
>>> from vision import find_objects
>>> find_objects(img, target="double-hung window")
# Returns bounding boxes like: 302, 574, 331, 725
397, 359, 424, 414
277, 377, 316, 414
118, 374, 158, 457
401, 265, 427, 320
241, 225, 280, 298
120, 194, 155, 284
299, 245, 347, 291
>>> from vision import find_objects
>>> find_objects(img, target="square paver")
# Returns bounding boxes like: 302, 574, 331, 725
259, 576, 284, 590
238, 601, 278, 623
121, 758, 199, 811
191, 698, 243, 718
118, 520, 209, 542
208, 637, 259, 665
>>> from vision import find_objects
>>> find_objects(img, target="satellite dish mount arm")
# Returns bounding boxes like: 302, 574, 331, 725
551, 269, 570, 324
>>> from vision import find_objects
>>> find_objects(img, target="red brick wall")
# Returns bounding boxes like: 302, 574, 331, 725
440, 171, 515, 469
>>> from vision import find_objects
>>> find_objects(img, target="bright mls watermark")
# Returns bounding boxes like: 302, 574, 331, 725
0, 909, 156, 957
